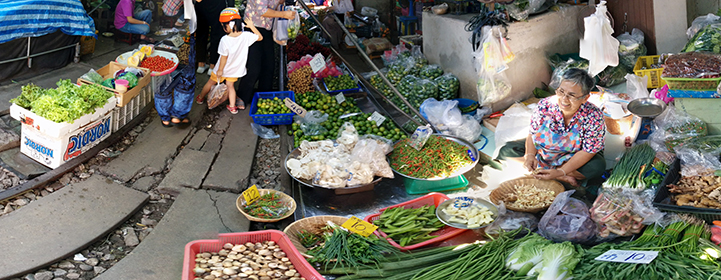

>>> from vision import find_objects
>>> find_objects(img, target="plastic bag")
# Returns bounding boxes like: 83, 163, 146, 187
687, 13, 721, 39
274, 18, 289, 42
506, 1, 530, 21
419, 98, 463, 128
251, 123, 280, 139
361, 6, 378, 17
409, 124, 433, 151
351, 136, 394, 178
676, 146, 721, 177
449, 115, 482, 143
411, 45, 428, 67
625, 73, 649, 99
476, 26, 508, 74
336, 122, 359, 148
81, 69, 104, 84
538, 190, 597, 243
288, 11, 300, 40
363, 37, 392, 55
207, 82, 228, 110
485, 202, 539, 236
579, 1, 620, 76
477, 71, 512, 105
590, 188, 664, 238
101, 78, 114, 89
548, 56, 590, 89
683, 23, 721, 53
493, 103, 532, 158
297, 110, 329, 136
434, 73, 460, 100
654, 105, 708, 151
419, 64, 443, 79
117, 72, 139, 88
617, 28, 647, 70
596, 64, 627, 87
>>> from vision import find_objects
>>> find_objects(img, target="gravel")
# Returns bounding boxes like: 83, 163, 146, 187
248, 125, 283, 192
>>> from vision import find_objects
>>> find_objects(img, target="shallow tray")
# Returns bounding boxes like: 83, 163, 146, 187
389, 134, 479, 181
284, 148, 383, 195
436, 197, 498, 230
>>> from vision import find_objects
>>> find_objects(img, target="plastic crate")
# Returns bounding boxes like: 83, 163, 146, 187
653, 159, 721, 223
323, 73, 362, 95
661, 76, 721, 91
111, 85, 153, 132
404, 175, 469, 195
182, 230, 324, 280
633, 55, 665, 88
363, 193, 467, 250
249, 91, 296, 125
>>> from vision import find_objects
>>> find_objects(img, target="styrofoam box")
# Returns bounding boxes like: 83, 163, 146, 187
20, 111, 113, 169
112, 86, 153, 132
10, 96, 117, 139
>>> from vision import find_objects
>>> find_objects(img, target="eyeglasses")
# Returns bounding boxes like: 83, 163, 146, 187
555, 87, 586, 101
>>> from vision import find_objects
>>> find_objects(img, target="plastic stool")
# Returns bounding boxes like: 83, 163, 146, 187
397, 16, 418, 36
114, 29, 141, 45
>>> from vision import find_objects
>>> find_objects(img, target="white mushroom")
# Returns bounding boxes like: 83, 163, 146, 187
222, 268, 237, 275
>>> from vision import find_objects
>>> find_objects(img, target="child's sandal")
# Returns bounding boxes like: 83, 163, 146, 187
226, 105, 238, 114
196, 96, 204, 105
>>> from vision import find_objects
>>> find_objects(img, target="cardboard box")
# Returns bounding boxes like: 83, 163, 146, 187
20, 111, 113, 169
10, 96, 116, 139
77, 62, 151, 107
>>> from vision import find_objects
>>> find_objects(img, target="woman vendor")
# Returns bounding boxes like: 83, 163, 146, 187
496, 68, 606, 188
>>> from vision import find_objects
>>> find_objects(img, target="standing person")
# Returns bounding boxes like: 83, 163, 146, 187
196, 8, 262, 114
115, 0, 157, 43
194, 0, 232, 74
162, 0, 185, 26
236, 0, 296, 109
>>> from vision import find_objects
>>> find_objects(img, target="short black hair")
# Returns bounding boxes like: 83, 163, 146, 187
221, 19, 243, 33
562, 68, 595, 95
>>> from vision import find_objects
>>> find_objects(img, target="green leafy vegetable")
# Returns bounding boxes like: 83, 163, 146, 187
505, 234, 551, 275
535, 242, 581, 280
10, 79, 113, 123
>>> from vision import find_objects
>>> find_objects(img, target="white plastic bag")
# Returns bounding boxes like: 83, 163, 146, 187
251, 123, 280, 139
419, 98, 463, 128
688, 13, 721, 39
624, 73, 649, 100
493, 103, 533, 158
579, 1, 619, 76
274, 18, 289, 41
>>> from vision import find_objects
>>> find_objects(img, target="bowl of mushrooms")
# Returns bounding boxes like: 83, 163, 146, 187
490, 177, 565, 213
183, 230, 324, 280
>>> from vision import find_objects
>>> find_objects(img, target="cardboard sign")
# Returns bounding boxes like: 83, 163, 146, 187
310, 53, 326, 73
594, 250, 659, 264
367, 111, 386, 127
284, 98, 307, 118
341, 216, 378, 237
335, 93, 346, 104
242, 185, 261, 205
170, 35, 184, 48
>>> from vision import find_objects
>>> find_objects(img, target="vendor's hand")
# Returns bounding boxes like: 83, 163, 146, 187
523, 154, 538, 172
284, 10, 297, 20
533, 169, 564, 180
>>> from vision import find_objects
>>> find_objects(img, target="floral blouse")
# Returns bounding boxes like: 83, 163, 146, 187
243, 0, 284, 31
529, 97, 605, 167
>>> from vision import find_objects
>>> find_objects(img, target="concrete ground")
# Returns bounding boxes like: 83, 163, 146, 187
0, 26, 260, 279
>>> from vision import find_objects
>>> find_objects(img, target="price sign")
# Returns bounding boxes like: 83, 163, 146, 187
341, 216, 378, 237
170, 35, 184, 47
335, 93, 346, 104
367, 111, 386, 127
242, 185, 261, 205
594, 250, 658, 264
310, 53, 326, 73
284, 98, 307, 118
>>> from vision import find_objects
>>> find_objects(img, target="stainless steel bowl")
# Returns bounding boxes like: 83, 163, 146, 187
627, 97, 667, 118
436, 197, 498, 230
388, 134, 480, 181
283, 147, 382, 191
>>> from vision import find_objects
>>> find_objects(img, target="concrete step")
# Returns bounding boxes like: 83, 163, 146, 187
0, 174, 148, 279
203, 112, 258, 193
95, 188, 249, 280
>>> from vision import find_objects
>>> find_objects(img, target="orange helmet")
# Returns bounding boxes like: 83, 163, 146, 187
219, 8, 241, 23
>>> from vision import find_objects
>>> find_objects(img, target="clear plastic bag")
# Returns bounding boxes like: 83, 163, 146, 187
434, 73, 460, 100
449, 115, 482, 143
207, 82, 228, 110
676, 146, 721, 177
274, 18, 289, 42
287, 11, 300, 40
409, 124, 433, 151
419, 98, 463, 128
81, 69, 104, 84
485, 202, 539, 236
477, 71, 512, 106
683, 23, 721, 53
654, 105, 708, 151
506, 0, 531, 21
617, 28, 647, 70
687, 13, 721, 39
548, 57, 590, 89
297, 110, 329, 136
336, 121, 359, 148
589, 188, 664, 238
419, 64, 444, 79
596, 64, 627, 88
411, 45, 428, 67
538, 190, 597, 243
351, 137, 394, 178
251, 123, 280, 139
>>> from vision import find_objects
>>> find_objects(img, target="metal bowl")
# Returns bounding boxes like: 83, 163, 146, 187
436, 197, 498, 230
388, 134, 479, 181
283, 148, 382, 191
627, 97, 667, 118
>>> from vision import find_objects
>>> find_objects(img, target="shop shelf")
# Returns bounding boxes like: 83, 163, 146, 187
363, 193, 467, 250
249, 91, 296, 126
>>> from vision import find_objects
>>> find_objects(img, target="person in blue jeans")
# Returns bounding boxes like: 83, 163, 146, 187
115, 0, 157, 43
155, 36, 196, 128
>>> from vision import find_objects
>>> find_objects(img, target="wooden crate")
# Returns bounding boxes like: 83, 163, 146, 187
77, 62, 151, 107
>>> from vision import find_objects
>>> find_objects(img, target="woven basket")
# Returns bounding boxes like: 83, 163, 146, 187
490, 178, 565, 213
283, 215, 349, 258
236, 189, 297, 223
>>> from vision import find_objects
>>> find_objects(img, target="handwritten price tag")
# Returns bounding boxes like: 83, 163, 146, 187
335, 93, 346, 104
367, 111, 386, 127
594, 250, 658, 264
242, 185, 261, 205
170, 35, 184, 47
284, 98, 307, 118
341, 216, 378, 237
309, 53, 326, 73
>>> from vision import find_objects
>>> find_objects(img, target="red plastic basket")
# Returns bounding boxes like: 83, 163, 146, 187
182, 230, 324, 280
363, 193, 467, 250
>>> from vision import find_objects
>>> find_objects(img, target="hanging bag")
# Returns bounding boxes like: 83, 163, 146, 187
207, 81, 229, 110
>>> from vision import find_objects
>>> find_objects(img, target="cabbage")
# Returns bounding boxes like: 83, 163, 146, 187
505, 234, 552, 275
537, 242, 581, 280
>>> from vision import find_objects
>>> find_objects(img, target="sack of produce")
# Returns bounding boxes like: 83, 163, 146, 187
477, 71, 512, 105
397, 74, 419, 98
387, 57, 416, 84
617, 28, 647, 70
434, 73, 460, 100
538, 190, 596, 243
548, 56, 589, 89
683, 23, 721, 53
419, 64, 443, 79
351, 136, 394, 179
206, 82, 228, 110
80, 69, 104, 84
596, 64, 627, 87
287, 11, 300, 40
411, 45, 428, 68
687, 13, 721, 39
335, 122, 359, 149
589, 188, 663, 237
